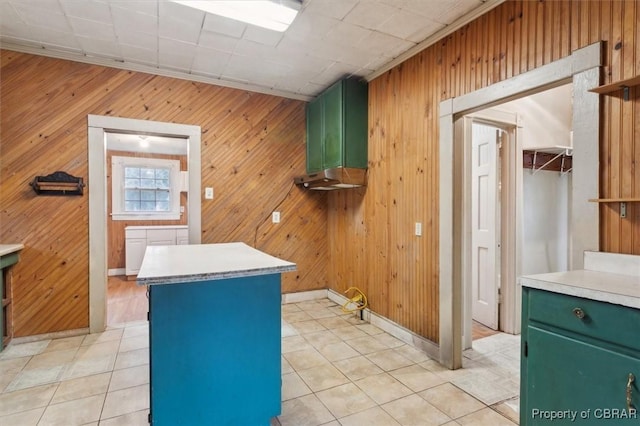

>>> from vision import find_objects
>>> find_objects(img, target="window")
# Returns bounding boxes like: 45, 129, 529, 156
112, 156, 181, 220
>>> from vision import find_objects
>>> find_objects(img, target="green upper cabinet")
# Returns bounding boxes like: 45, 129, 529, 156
306, 97, 323, 173
305, 78, 368, 174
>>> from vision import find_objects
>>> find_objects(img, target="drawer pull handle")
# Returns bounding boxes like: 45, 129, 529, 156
572, 307, 585, 319
627, 373, 635, 411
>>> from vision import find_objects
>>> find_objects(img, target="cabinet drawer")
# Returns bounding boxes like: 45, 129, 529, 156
527, 288, 640, 352
125, 229, 146, 239
146, 229, 176, 243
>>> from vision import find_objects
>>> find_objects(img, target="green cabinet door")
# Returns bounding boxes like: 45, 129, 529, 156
322, 81, 343, 169
342, 78, 368, 169
523, 326, 639, 425
304, 78, 368, 174
306, 96, 323, 173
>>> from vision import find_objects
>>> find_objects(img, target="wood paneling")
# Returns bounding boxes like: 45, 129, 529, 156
2, 0, 639, 345
0, 51, 325, 337
329, 0, 640, 344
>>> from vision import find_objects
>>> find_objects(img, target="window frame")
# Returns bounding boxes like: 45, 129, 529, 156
112, 156, 181, 221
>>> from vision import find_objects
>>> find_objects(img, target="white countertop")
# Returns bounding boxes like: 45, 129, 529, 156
137, 242, 296, 285
0, 244, 24, 257
125, 225, 188, 230
521, 269, 640, 309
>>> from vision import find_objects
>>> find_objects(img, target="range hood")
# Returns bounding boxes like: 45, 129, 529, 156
294, 167, 366, 190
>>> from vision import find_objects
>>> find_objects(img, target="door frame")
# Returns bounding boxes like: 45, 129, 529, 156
438, 42, 602, 369
88, 115, 202, 333
462, 112, 521, 350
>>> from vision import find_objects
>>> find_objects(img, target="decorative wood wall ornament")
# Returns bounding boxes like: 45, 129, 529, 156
30, 171, 85, 196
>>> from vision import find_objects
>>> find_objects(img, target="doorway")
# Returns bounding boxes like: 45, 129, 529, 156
104, 131, 190, 326
438, 42, 602, 369
88, 115, 202, 334
462, 84, 573, 349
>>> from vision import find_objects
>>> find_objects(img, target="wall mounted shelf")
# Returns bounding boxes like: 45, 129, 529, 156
588, 198, 640, 203
588, 198, 640, 219
30, 171, 85, 196
590, 75, 640, 101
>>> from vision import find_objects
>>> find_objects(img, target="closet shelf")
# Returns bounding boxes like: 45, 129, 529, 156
524, 146, 572, 174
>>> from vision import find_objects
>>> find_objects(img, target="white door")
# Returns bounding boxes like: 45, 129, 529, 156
471, 123, 500, 330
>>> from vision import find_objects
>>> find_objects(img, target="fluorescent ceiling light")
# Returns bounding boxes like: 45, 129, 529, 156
171, 1, 301, 32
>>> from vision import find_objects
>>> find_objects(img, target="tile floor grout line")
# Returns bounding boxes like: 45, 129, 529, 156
1, 298, 519, 425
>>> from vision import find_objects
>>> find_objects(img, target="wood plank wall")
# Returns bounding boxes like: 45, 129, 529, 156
106, 150, 188, 271
328, 0, 640, 343
0, 51, 326, 337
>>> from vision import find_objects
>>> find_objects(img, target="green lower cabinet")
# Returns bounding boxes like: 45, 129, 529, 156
521, 288, 640, 425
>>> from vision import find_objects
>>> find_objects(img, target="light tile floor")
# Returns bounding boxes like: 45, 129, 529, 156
0, 298, 520, 425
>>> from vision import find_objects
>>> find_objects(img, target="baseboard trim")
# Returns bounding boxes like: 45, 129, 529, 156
281, 289, 328, 304
327, 289, 440, 360
108, 268, 125, 276
10, 328, 89, 345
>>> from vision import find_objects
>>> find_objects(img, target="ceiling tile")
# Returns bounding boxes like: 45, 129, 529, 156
1, 35, 42, 48
0, 0, 502, 100
31, 27, 82, 51
120, 44, 158, 66
376, 9, 434, 41
108, 0, 158, 16
198, 31, 240, 54
202, 13, 246, 39
116, 30, 157, 52
158, 0, 205, 22
308, 61, 361, 87
68, 17, 116, 40
111, 6, 158, 36
430, 0, 485, 25
10, 0, 61, 11
0, 2, 26, 27
159, 37, 197, 71
343, 2, 400, 31
60, 0, 111, 23
11, 3, 72, 34
77, 35, 122, 58
286, 10, 339, 40
302, 0, 358, 20
223, 54, 290, 85
322, 21, 372, 48
406, 20, 446, 44
190, 47, 231, 77
356, 30, 414, 58
242, 26, 284, 48
0, 5, 31, 38
158, 1, 204, 44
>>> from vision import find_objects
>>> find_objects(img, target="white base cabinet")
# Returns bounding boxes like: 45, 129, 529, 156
125, 226, 189, 276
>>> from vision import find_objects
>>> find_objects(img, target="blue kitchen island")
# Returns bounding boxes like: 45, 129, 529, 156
137, 242, 296, 426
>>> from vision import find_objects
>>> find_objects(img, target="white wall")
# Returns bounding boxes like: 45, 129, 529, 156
502, 84, 573, 150
521, 171, 571, 274
496, 83, 573, 274
466, 83, 572, 318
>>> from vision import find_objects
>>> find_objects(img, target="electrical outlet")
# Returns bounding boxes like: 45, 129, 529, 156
415, 222, 422, 236
205, 187, 214, 200
272, 211, 280, 223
